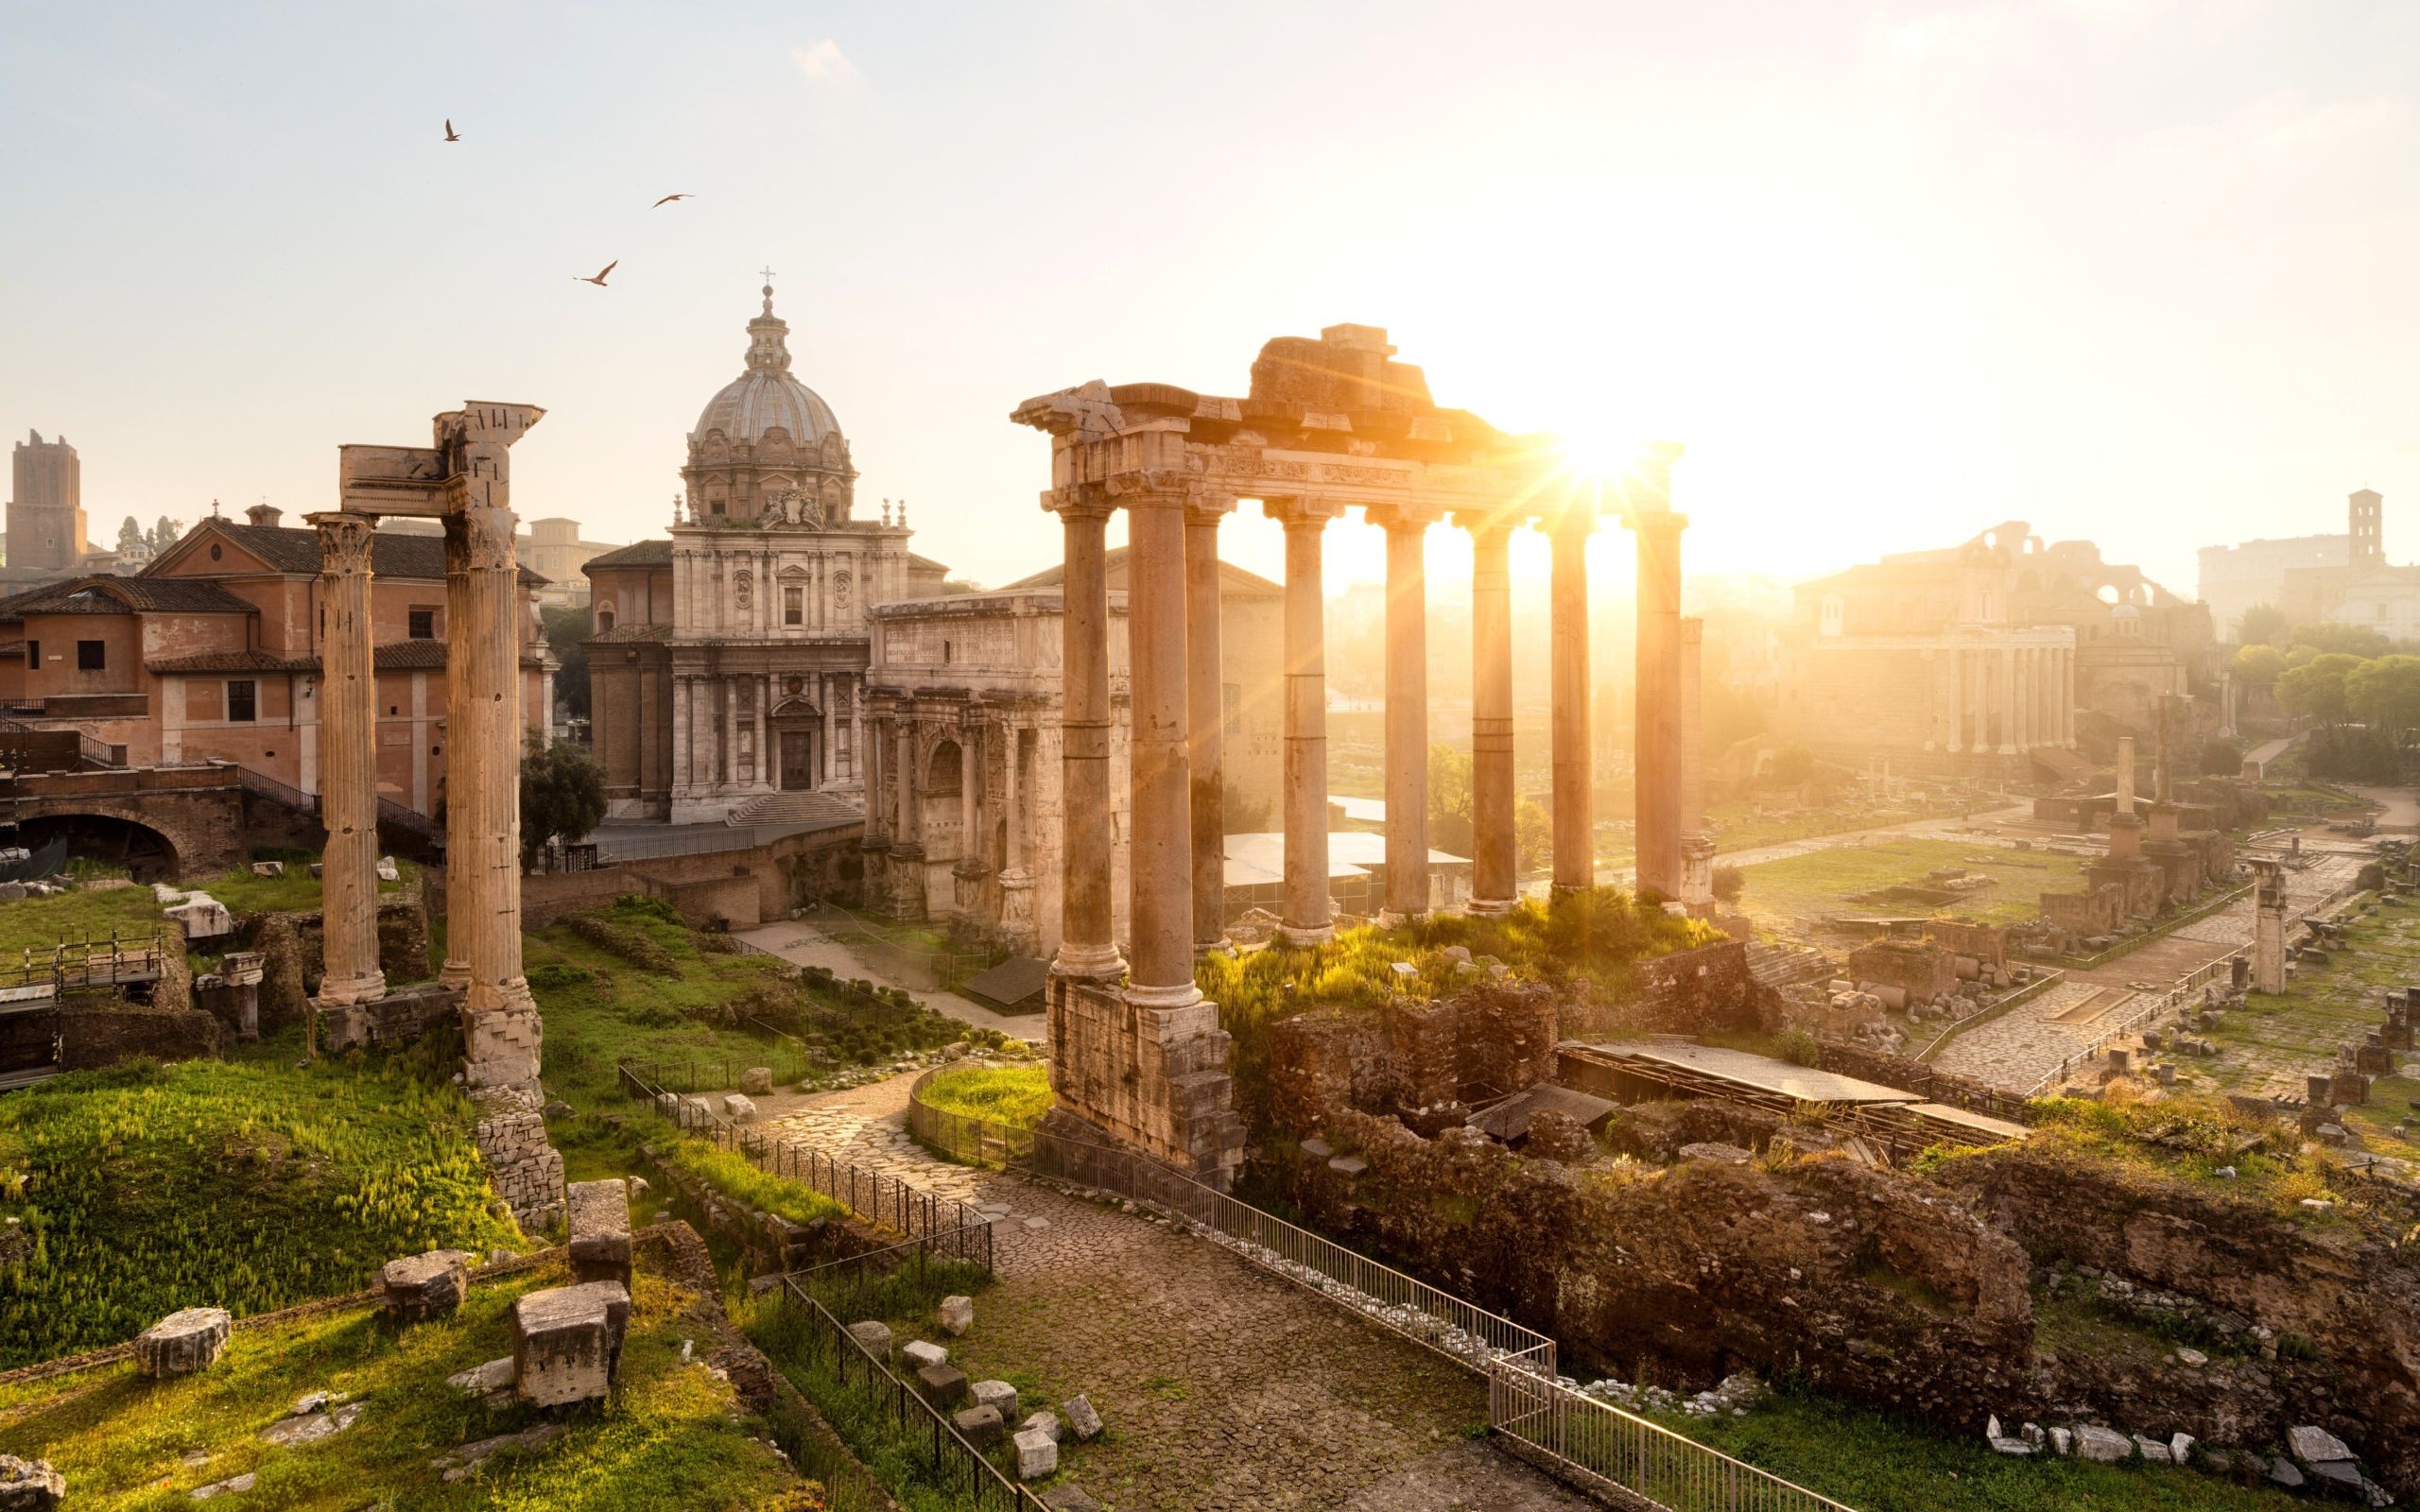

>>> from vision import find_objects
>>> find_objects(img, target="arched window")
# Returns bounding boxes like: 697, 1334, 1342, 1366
597, 608, 616, 631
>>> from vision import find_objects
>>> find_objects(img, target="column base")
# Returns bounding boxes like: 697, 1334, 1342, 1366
1126, 980, 1203, 1011
1464, 896, 1517, 917
1193, 936, 1232, 957
439, 959, 472, 990
1277, 922, 1334, 948
315, 982, 460, 1057
313, 969, 389, 1009
1052, 942, 1127, 982
1374, 908, 1426, 930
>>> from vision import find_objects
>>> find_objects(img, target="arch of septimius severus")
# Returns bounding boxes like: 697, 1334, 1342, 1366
1013, 324, 1697, 1184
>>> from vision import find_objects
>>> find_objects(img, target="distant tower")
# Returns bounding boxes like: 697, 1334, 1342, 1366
2351, 488, 2384, 569
7, 430, 89, 574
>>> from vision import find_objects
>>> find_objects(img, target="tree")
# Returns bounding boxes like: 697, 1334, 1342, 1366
1425, 743, 1476, 856
2275, 652, 2366, 727
1768, 745, 1818, 787
519, 741, 607, 868
2201, 736, 2244, 777
1711, 864, 1745, 902
540, 605, 592, 721
2291, 623, 2393, 658
2235, 603, 2288, 647
2231, 644, 2286, 685
115, 516, 145, 556
2348, 654, 2420, 741
149, 516, 182, 552
1513, 799, 1553, 875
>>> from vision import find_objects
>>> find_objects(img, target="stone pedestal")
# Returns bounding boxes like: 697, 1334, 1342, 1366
2253, 860, 2289, 994
512, 1280, 631, 1407
1044, 978, 1243, 1184
566, 1178, 633, 1289
380, 1249, 474, 1321
996, 867, 1038, 959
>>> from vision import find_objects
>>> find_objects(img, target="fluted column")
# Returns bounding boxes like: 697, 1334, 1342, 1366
891, 708, 925, 920
2063, 647, 2077, 747
1184, 496, 1234, 951
1126, 490, 1199, 1003
440, 514, 476, 989
308, 510, 387, 1007
1945, 645, 1964, 753
1461, 516, 1517, 914
1970, 649, 1990, 757
1372, 506, 1435, 922
458, 476, 541, 1089
1628, 493, 1685, 898
1267, 498, 1344, 945
1997, 646, 2017, 753
1051, 502, 1122, 978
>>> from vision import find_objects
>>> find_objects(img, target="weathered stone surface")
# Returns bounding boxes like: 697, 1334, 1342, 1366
2271, 1456, 2307, 1487
1013, 1427, 1060, 1480
722, 1092, 758, 1123
1677, 1141, 1754, 1165
914, 1363, 969, 1409
971, 1378, 1019, 1423
0, 1455, 63, 1510
135, 1308, 231, 1378
1022, 1409, 1064, 1443
2133, 1434, 2171, 1464
937, 1295, 974, 1336
954, 1403, 1004, 1447
261, 1400, 365, 1448
445, 1357, 517, 1397
740, 1066, 774, 1096
189, 1470, 254, 1501
845, 1320, 892, 1358
1041, 1489, 1104, 1512
565, 1179, 632, 1287
902, 1339, 949, 1370
379, 1249, 473, 1321
2071, 1425, 2133, 1463
432, 1423, 566, 1482
1064, 1393, 1103, 1441
511, 1280, 631, 1406
2290, 1424, 2355, 1464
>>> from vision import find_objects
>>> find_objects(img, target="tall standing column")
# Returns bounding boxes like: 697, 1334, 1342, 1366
1970, 649, 1990, 757
440, 513, 477, 989
1373, 507, 1434, 923
997, 718, 1037, 957
1125, 490, 1199, 1003
1184, 497, 1233, 950
891, 711, 925, 920
1052, 503, 1122, 978
1628, 504, 1685, 898
1945, 646, 1964, 753
1461, 516, 1517, 914
1266, 498, 1341, 945
307, 511, 387, 1007
1997, 647, 2018, 754
2063, 647, 2077, 747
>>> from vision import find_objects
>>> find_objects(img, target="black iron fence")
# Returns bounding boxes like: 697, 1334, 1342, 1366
905, 1067, 1036, 1170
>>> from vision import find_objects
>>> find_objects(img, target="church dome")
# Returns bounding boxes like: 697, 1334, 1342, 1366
691, 284, 841, 446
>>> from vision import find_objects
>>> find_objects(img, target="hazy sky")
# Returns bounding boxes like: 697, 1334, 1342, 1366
5, 1, 2415, 601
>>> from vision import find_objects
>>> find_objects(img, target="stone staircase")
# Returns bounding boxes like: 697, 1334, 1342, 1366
2029, 745, 2097, 784
724, 790, 865, 828
1744, 941, 1836, 991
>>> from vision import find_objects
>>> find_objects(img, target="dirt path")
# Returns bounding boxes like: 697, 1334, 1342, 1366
735, 920, 1044, 1042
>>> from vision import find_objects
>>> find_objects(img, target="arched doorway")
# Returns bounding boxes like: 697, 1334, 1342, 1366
769, 696, 821, 791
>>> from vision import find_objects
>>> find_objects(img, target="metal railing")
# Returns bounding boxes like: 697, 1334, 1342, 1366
618, 1059, 992, 1264
1017, 1125, 1858, 1511
1, 930, 167, 993
772, 1269, 1045, 1512
905, 1067, 1035, 1169
589, 822, 817, 864
236, 765, 317, 813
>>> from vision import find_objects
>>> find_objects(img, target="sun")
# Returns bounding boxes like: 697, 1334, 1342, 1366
1551, 429, 1644, 483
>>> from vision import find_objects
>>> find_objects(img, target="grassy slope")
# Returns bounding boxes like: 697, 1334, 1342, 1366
197, 859, 414, 917
0, 1259, 804, 1511
0, 1052, 520, 1368
0, 885, 170, 961
1737, 837, 2090, 931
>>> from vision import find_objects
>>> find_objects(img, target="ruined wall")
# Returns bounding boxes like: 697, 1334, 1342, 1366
1921, 919, 2009, 973
1264, 980, 1559, 1135
499, 825, 863, 931
59, 1003, 222, 1070
1585, 938, 1779, 1038
1846, 939, 1958, 1005
2041, 883, 2127, 938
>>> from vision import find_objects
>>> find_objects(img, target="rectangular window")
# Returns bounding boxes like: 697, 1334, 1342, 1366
227, 679, 257, 723
76, 640, 105, 671
408, 609, 436, 639
785, 587, 804, 626
24, 640, 35, 673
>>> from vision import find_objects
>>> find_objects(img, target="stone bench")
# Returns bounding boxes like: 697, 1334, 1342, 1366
511, 1280, 632, 1407
565, 1179, 632, 1289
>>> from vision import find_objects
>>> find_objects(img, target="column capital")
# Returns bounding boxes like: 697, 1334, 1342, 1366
1450, 507, 1525, 541
305, 511, 378, 575
1262, 495, 1349, 530
1184, 490, 1237, 524
1620, 505, 1689, 541
1365, 503, 1443, 535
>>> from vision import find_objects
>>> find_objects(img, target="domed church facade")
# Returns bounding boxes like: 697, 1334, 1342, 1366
585, 284, 950, 824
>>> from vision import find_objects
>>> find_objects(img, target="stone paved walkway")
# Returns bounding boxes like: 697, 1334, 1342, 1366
735, 920, 1044, 1042
766, 1074, 1596, 1511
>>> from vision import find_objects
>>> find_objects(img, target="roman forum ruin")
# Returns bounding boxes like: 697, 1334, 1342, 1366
311, 402, 565, 1228
1012, 325, 1697, 1179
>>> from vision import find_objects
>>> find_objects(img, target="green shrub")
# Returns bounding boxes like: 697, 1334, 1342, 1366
917, 1065, 1053, 1130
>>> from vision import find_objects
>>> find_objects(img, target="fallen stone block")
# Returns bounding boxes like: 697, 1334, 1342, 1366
1063, 1393, 1103, 1441
251, 861, 285, 878
954, 1403, 1004, 1447
2133, 1435, 2171, 1464
565, 1179, 633, 1288
135, 1308, 232, 1379
190, 1469, 254, 1501
0, 1455, 64, 1510
740, 1066, 774, 1095
914, 1363, 968, 1409
722, 1092, 758, 1122
1013, 1428, 1059, 1480
2048, 1426, 2073, 1456
971, 1378, 1019, 1422
380, 1249, 474, 1322
902, 1339, 949, 1371
376, 855, 400, 882
431, 1423, 567, 1483
511, 1280, 632, 1407
2071, 1424, 2133, 1463
937, 1295, 974, 1336
1022, 1409, 1064, 1443
2289, 1424, 2355, 1464
846, 1321, 892, 1358
261, 1400, 366, 1448
2169, 1432, 2196, 1464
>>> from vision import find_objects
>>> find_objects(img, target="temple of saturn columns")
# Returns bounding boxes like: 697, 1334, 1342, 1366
1012, 325, 1697, 1182
311, 402, 565, 1228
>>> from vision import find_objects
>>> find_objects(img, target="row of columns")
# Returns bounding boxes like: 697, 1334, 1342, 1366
1050, 464, 1692, 995
861, 703, 1037, 936
671, 671, 852, 790
1939, 643, 2077, 753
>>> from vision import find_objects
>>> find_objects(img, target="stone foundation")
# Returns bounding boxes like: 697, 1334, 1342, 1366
1046, 973, 1243, 1184
1265, 979, 1560, 1133
315, 983, 460, 1055
59, 1003, 221, 1071
474, 1091, 566, 1233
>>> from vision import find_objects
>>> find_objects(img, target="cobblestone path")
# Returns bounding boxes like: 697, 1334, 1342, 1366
1927, 851, 2367, 1092
765, 1075, 1596, 1511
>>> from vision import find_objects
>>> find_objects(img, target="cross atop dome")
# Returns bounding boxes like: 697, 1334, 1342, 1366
759, 266, 777, 315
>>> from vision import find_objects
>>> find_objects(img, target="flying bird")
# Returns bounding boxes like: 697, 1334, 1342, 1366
443, 119, 459, 142
576, 260, 618, 287
651, 193, 694, 208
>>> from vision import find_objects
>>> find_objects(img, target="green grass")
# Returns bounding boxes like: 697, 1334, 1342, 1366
0, 1052, 520, 1368
1656, 1386, 2306, 1512
619, 1111, 845, 1228
0, 1258, 810, 1510
194, 853, 415, 917
0, 883, 173, 962
916, 1065, 1053, 1130
1736, 838, 2091, 932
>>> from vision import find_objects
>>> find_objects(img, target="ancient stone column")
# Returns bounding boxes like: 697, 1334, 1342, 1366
1371, 506, 1434, 923
1184, 496, 1234, 950
1462, 516, 1517, 915
996, 719, 1037, 957
307, 511, 388, 1007
1996, 646, 2017, 754
1267, 498, 1343, 944
2115, 733, 2135, 813
1629, 493, 1685, 899
1945, 645, 1964, 753
890, 713, 926, 920
1547, 507, 1598, 896
2063, 648, 2078, 747
439, 514, 476, 989
458, 474, 541, 1091
1051, 501, 1123, 978
2253, 859, 2288, 993
1125, 488, 1199, 1003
